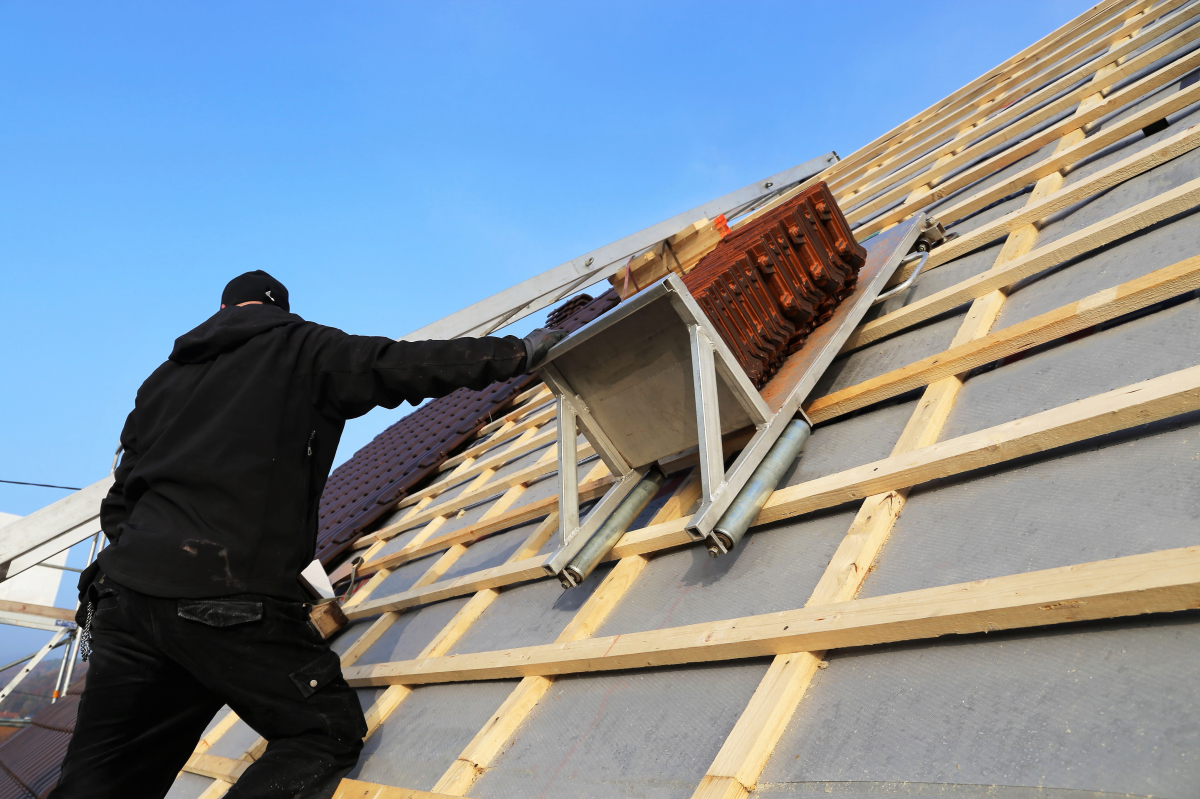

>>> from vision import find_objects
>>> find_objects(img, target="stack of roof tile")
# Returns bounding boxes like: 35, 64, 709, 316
315, 289, 621, 564
683, 182, 866, 387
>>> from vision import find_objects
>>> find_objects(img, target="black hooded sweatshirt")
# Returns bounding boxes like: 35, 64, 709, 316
95, 304, 526, 600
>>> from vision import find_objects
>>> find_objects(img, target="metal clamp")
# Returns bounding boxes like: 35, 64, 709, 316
871, 250, 929, 306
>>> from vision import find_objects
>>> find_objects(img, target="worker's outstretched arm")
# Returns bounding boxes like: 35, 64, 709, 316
309, 331, 531, 420
99, 409, 139, 544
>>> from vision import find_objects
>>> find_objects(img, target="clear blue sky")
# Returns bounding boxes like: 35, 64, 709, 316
0, 0, 1085, 662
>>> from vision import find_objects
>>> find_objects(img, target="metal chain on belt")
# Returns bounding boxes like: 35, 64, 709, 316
79, 601, 95, 662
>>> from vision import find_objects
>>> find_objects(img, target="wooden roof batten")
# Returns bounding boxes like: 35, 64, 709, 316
180, 2, 1200, 796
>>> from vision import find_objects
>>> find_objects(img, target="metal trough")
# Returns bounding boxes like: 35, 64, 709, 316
537, 212, 934, 586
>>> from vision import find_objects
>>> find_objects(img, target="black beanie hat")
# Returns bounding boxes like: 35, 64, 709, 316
221, 270, 290, 312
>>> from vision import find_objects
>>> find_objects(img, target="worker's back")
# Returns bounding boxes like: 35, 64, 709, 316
52, 271, 545, 799
96, 303, 528, 600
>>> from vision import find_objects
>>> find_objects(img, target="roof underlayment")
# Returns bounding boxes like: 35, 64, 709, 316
54, 1, 1200, 796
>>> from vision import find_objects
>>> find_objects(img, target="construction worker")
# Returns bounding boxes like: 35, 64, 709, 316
50, 271, 566, 799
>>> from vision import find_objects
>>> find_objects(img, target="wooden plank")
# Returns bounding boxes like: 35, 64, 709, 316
692, 110, 1076, 790
765, 363, 1200, 523
351, 471, 553, 661
360, 475, 614, 577
697, 651, 825, 797
829, 0, 1168, 198
342, 565, 393, 610
430, 471, 699, 796
611, 361, 1200, 560
377, 440, 596, 536
432, 555, 654, 795
648, 468, 703, 525
844, 172, 1200, 350
193, 711, 242, 756
341, 487, 534, 666
391, 517, 559, 671
184, 754, 250, 782
349, 443, 492, 555
360, 576, 518, 738
351, 495, 439, 551
347, 555, 552, 620
352, 493, 569, 743
333, 779, 479, 799
838, 4, 1192, 216
0, 477, 111, 570
419, 426, 556, 497
919, 123, 1200, 273
608, 218, 724, 299
366, 440, 562, 559
842, 4, 1180, 212
854, 51, 1200, 238
437, 424, 512, 478
476, 386, 551, 437
508, 511, 560, 562
440, 405, 557, 471
396, 425, 550, 511
810, 254, 1200, 422
349, 480, 579, 676
196, 780, 232, 799
824, 0, 1138, 183
345, 545, 1200, 685
0, 599, 74, 623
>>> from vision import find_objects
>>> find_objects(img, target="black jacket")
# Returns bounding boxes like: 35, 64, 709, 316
95, 304, 526, 600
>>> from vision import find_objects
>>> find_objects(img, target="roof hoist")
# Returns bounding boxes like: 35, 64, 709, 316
537, 199, 945, 589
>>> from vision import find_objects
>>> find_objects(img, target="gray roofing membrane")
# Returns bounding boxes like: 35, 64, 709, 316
166, 7, 1200, 793
472, 661, 771, 799
751, 614, 1200, 798
349, 680, 521, 791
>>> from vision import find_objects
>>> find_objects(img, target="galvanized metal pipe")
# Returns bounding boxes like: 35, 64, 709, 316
561, 467, 667, 589
708, 418, 811, 556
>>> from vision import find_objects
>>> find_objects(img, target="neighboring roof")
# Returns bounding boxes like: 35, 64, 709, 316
315, 289, 620, 564
0, 661, 71, 724
316, 378, 536, 564
0, 675, 85, 799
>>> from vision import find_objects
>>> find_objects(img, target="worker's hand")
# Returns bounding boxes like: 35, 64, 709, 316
522, 328, 568, 372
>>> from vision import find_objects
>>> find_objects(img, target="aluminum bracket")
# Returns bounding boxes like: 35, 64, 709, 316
536, 212, 930, 573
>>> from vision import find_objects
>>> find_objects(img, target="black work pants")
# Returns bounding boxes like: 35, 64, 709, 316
50, 573, 366, 799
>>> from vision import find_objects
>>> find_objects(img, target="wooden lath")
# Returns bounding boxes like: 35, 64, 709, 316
821, 0, 1141, 187
344, 546, 1200, 685
833, 0, 1194, 209
335, 0, 1200, 575
183, 2, 1200, 795
349, 359, 1200, 619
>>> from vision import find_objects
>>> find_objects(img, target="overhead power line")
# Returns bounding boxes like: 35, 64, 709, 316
0, 479, 82, 491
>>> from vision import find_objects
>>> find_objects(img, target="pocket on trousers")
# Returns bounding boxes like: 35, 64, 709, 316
290, 650, 343, 699
177, 599, 264, 627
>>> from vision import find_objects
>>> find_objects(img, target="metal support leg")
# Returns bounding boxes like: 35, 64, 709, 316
709, 417, 811, 555
545, 464, 651, 582
54, 530, 101, 701
556, 396, 579, 546
562, 467, 666, 588
690, 325, 725, 509
1, 629, 70, 705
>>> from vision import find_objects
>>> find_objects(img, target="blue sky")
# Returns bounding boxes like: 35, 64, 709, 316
0, 0, 1085, 663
